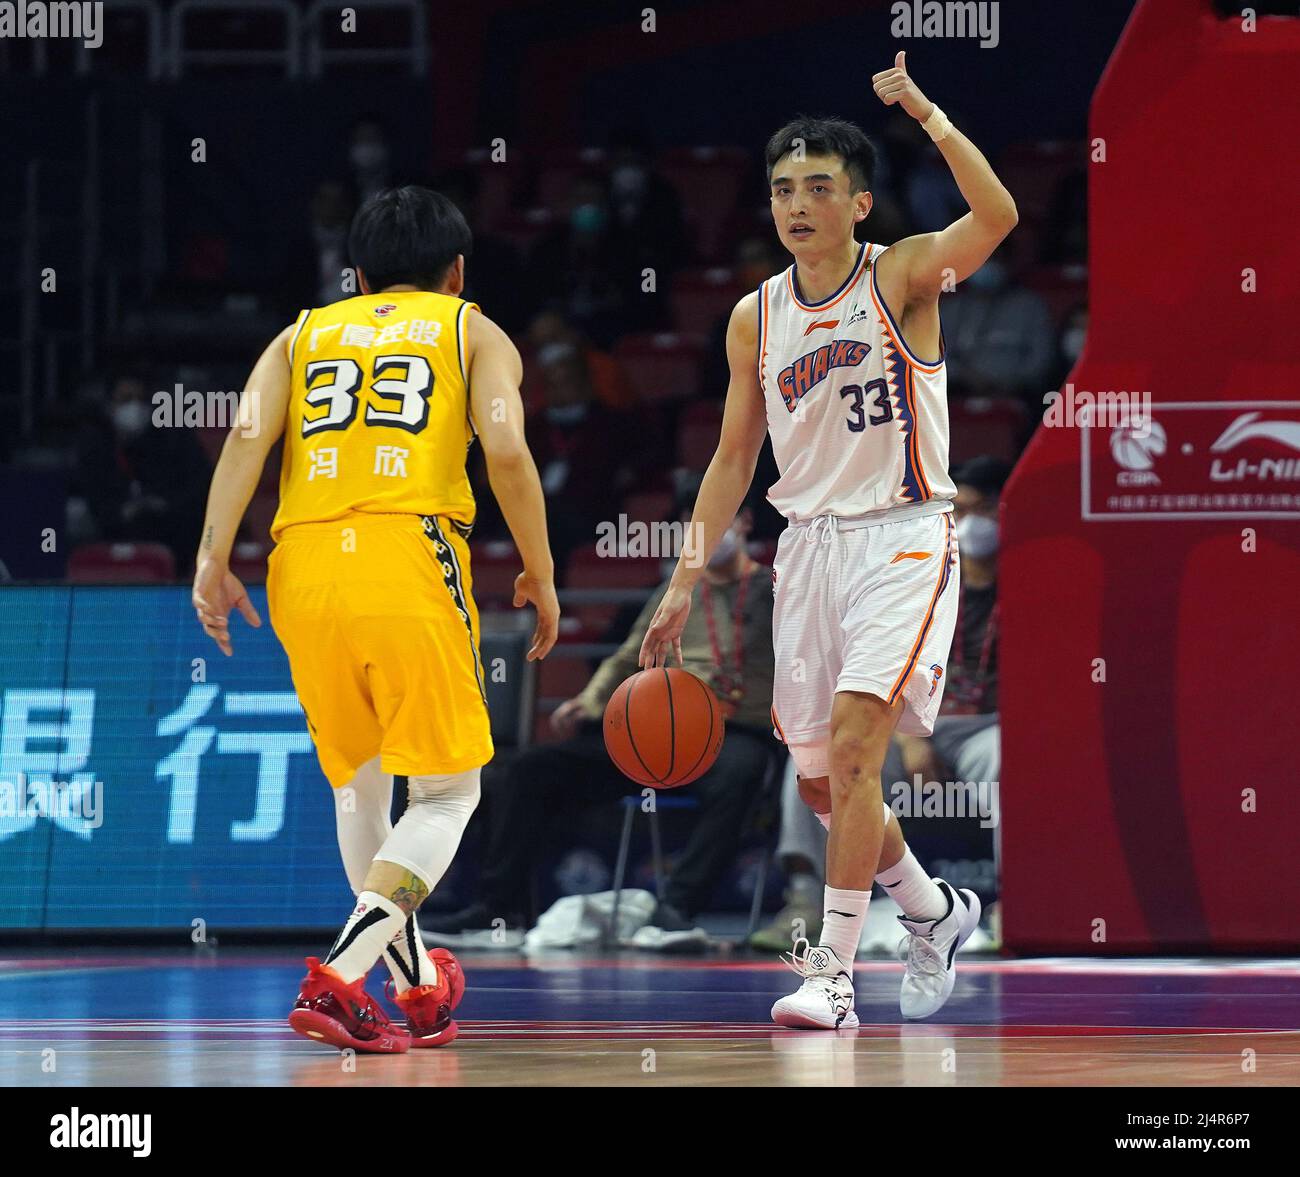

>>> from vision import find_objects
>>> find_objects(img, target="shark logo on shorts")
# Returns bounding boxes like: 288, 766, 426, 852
928, 664, 944, 698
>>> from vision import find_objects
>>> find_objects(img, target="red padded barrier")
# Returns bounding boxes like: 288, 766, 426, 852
999, 0, 1300, 952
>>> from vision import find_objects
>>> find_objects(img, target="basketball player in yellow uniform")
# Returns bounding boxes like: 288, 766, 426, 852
191, 187, 558, 1052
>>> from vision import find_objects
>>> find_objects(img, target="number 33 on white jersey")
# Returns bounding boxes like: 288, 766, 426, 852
758, 241, 956, 523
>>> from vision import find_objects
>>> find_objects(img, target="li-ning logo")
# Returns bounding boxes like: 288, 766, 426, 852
1210, 412, 1300, 455
776, 340, 871, 413
0, 2, 103, 47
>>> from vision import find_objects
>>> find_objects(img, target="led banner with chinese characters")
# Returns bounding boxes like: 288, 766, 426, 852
0, 587, 352, 930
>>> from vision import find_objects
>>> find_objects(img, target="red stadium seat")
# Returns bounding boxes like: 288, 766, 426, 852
565, 546, 665, 589
622, 488, 674, 525
229, 541, 269, 585
948, 397, 1029, 464
612, 332, 705, 403
537, 651, 596, 701
676, 400, 723, 471
670, 267, 747, 334
467, 539, 521, 605
1022, 263, 1089, 328
661, 146, 753, 262
67, 542, 176, 584
997, 141, 1086, 224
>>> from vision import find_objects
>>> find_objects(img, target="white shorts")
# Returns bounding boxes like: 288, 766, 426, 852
770, 507, 959, 778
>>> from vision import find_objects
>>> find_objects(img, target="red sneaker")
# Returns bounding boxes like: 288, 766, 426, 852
429, 947, 465, 1011
288, 957, 411, 1053
386, 949, 465, 1048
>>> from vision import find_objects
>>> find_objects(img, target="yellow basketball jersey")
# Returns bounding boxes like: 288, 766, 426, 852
271, 290, 478, 541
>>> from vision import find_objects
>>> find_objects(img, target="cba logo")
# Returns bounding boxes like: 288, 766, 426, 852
372, 303, 398, 318
928, 663, 944, 698
1110, 420, 1166, 486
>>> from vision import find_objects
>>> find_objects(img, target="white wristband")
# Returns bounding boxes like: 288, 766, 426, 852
921, 104, 953, 142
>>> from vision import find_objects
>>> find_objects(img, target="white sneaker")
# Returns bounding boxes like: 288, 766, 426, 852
770, 939, 859, 1030
896, 880, 981, 1020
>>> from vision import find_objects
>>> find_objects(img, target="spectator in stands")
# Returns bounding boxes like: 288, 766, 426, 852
72, 373, 212, 576
749, 756, 826, 951
527, 311, 638, 412
425, 483, 777, 949
347, 115, 395, 206
702, 235, 785, 394
882, 455, 1003, 907
298, 179, 355, 308
605, 126, 691, 328
526, 174, 628, 346
1055, 303, 1088, 384
435, 166, 525, 333
518, 334, 637, 568
941, 242, 1055, 403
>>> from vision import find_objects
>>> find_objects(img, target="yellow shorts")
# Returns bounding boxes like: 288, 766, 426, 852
266, 512, 494, 788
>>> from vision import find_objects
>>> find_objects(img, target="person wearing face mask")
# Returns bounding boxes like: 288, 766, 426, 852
86, 374, 212, 575
881, 455, 1005, 942
423, 480, 779, 951
940, 241, 1055, 402
347, 117, 393, 206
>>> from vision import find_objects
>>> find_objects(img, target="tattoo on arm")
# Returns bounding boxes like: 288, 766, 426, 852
388, 872, 429, 916
203, 525, 214, 551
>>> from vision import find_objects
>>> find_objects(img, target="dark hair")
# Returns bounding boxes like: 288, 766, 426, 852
764, 116, 876, 194
348, 186, 472, 292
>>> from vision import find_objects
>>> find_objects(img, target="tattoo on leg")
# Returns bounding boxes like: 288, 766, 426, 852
388, 872, 428, 916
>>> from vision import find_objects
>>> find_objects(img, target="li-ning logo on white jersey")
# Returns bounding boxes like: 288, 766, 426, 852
758, 241, 956, 522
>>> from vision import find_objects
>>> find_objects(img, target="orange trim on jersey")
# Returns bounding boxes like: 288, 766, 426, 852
904, 364, 933, 499
868, 275, 944, 375
771, 704, 787, 745
784, 243, 871, 313
887, 513, 952, 706
758, 280, 771, 391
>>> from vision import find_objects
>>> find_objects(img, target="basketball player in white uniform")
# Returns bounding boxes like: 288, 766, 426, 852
640, 53, 1018, 1027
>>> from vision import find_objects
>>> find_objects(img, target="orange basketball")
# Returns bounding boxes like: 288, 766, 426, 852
603, 667, 725, 789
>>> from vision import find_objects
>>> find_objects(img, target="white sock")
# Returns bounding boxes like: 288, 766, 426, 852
875, 845, 948, 921
819, 886, 869, 967
324, 892, 407, 984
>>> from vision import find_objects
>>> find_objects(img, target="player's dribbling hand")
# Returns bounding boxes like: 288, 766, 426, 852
637, 583, 691, 670
514, 571, 559, 661
192, 558, 262, 657
871, 51, 935, 123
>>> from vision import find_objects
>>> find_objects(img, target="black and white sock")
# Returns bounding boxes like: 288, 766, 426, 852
324, 892, 407, 984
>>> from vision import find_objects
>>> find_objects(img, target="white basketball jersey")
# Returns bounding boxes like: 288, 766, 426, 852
758, 241, 956, 522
